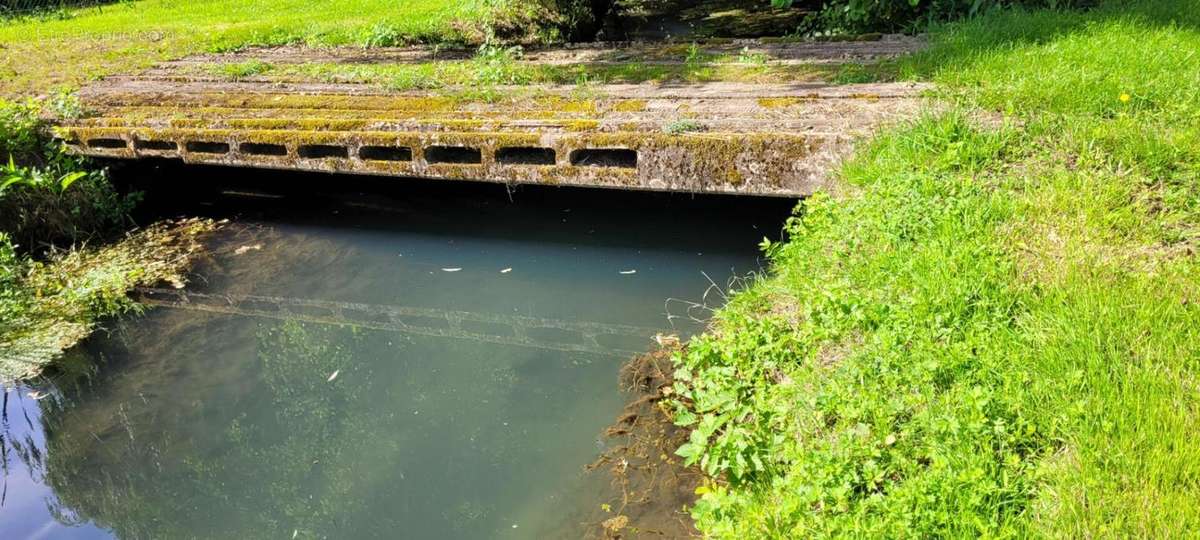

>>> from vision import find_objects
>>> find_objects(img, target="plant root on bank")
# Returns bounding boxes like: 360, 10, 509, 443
581, 345, 702, 539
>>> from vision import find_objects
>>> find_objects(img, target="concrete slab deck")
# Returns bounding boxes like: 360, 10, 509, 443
55, 39, 929, 196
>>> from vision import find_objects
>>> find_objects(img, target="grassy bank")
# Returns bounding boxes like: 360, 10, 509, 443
0, 0, 555, 96
670, 1, 1200, 536
1, 98, 217, 380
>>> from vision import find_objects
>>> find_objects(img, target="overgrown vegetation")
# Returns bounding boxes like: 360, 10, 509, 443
1, 98, 136, 251
670, 0, 1200, 536
0, 97, 215, 381
0, 219, 216, 381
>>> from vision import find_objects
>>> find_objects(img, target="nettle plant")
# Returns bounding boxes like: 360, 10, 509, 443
672, 314, 802, 483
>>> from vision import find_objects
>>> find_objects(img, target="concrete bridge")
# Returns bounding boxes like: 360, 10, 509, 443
54, 38, 927, 197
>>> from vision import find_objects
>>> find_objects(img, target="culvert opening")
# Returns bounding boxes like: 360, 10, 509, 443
87, 138, 127, 149
359, 145, 412, 162
570, 148, 637, 168
496, 147, 556, 166
240, 142, 288, 157
186, 141, 230, 154
135, 140, 177, 151
425, 146, 482, 165
298, 144, 349, 159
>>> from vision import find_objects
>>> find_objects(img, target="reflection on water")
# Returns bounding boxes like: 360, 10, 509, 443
0, 176, 790, 539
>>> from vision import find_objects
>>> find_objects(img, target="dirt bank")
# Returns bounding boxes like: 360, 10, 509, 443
578, 345, 701, 538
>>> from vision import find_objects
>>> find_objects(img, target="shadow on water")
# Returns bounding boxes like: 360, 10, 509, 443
119, 159, 797, 251
2, 161, 795, 539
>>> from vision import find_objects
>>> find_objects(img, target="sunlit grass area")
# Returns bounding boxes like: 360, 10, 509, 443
670, 1, 1200, 536
0, 0, 536, 96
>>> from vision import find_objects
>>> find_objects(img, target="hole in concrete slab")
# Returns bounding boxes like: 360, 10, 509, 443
425, 146, 482, 165
135, 140, 177, 151
87, 138, 127, 149
186, 141, 230, 154
298, 144, 349, 159
570, 148, 637, 168
359, 145, 412, 162
496, 147, 556, 166
240, 142, 288, 157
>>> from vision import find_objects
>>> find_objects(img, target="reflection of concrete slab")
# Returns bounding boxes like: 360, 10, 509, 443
135, 288, 667, 357
55, 39, 927, 196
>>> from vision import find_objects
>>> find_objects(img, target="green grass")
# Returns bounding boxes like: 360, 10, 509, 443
670, 1, 1200, 537
265, 59, 833, 89
192, 41, 842, 89
209, 59, 273, 81
0, 0, 544, 96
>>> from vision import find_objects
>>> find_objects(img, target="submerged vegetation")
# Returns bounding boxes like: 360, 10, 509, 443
669, 0, 1200, 536
0, 218, 216, 381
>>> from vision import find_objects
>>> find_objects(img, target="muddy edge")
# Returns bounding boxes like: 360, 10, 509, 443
577, 345, 702, 539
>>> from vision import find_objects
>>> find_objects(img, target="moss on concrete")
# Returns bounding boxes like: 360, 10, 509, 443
612, 99, 649, 113
758, 97, 805, 108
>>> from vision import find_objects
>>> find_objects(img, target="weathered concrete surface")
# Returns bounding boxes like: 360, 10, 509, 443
55, 40, 928, 196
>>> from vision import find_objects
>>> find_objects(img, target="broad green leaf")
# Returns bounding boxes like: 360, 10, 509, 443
59, 171, 87, 192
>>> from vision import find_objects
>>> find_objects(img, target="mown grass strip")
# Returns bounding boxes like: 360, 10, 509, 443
0, 0, 545, 96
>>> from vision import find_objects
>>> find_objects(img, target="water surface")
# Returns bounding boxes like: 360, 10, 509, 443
1, 173, 791, 539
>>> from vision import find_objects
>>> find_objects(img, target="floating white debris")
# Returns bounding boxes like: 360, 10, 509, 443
233, 244, 262, 255
27, 390, 48, 400
500, 268, 512, 273
292, 530, 298, 539
442, 267, 462, 272
327, 370, 339, 382
654, 333, 681, 347
619, 269, 637, 275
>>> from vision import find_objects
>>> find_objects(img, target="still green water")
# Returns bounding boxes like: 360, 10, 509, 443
1, 179, 788, 539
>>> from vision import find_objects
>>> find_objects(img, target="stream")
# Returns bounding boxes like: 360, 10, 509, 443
0, 167, 792, 539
